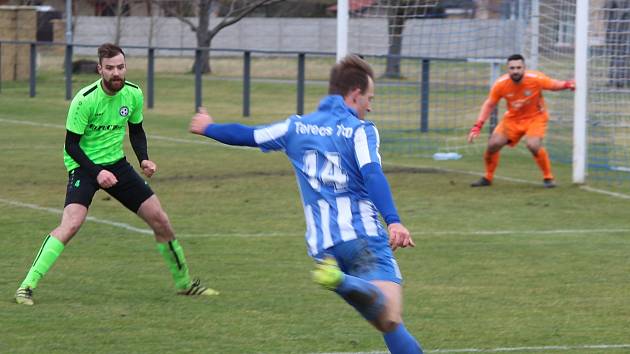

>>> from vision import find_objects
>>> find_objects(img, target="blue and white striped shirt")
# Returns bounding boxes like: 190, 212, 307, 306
253, 95, 390, 256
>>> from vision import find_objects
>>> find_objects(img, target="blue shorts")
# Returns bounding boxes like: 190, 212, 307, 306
314, 236, 402, 284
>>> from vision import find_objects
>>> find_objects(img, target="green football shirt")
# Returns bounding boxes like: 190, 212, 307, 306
63, 79, 144, 171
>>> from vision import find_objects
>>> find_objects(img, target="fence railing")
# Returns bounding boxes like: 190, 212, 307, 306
0, 40, 337, 115
0, 40, 500, 133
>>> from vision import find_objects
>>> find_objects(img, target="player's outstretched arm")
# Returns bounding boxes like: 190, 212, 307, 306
189, 107, 215, 135
545, 78, 575, 91
189, 107, 258, 147
468, 99, 496, 143
552, 79, 575, 91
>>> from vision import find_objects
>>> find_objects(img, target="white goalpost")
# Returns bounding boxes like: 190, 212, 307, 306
337, 0, 348, 62
573, 0, 589, 184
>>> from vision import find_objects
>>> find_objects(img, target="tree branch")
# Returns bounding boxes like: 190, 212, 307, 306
152, 0, 198, 32
209, 0, 284, 37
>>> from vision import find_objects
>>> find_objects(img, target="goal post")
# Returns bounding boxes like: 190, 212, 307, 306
337, 0, 348, 62
573, 0, 589, 184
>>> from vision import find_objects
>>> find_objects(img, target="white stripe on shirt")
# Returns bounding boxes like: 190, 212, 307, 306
373, 125, 382, 164
318, 200, 333, 249
354, 126, 372, 168
391, 257, 402, 280
359, 200, 379, 236
336, 196, 357, 242
304, 205, 318, 255
254, 119, 290, 144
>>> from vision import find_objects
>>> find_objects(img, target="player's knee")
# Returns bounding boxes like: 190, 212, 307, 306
526, 143, 541, 154
67, 223, 81, 236
487, 141, 504, 152
53, 222, 81, 242
153, 211, 170, 228
487, 146, 500, 153
151, 210, 173, 234
372, 304, 402, 333
375, 316, 401, 333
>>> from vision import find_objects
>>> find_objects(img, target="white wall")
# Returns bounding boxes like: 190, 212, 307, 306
71, 16, 520, 59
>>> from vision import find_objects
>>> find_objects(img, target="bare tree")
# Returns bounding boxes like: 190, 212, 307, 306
382, 0, 437, 79
145, 0, 155, 46
114, 0, 127, 45
157, 0, 285, 74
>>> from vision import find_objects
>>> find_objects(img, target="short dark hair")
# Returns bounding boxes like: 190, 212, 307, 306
98, 43, 125, 64
507, 54, 525, 63
328, 54, 374, 96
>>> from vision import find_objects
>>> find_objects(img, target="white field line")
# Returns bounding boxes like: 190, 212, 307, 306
2, 196, 629, 239
0, 117, 535, 184
0, 197, 292, 237
315, 343, 630, 354
0, 117, 251, 150
424, 228, 630, 236
0, 197, 153, 235
3, 121, 628, 353
579, 185, 630, 199
387, 161, 539, 185
3, 117, 630, 199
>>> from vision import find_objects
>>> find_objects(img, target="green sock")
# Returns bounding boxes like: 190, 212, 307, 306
20, 234, 65, 289
156, 239, 191, 290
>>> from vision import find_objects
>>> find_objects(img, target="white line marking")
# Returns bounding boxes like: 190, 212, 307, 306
579, 185, 630, 199
3, 119, 628, 352
0, 118, 64, 129
178, 232, 292, 238
2, 196, 628, 239
0, 197, 153, 235
315, 343, 630, 354
0, 197, 293, 237
385, 161, 539, 185
426, 228, 630, 236
3, 117, 630, 199
0, 116, 535, 185
0, 117, 252, 150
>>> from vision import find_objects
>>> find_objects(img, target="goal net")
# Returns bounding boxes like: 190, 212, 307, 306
344, 0, 630, 194
582, 0, 630, 191
344, 0, 530, 156
535, 0, 630, 193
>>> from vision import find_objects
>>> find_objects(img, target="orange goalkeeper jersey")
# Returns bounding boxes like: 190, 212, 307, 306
488, 70, 556, 121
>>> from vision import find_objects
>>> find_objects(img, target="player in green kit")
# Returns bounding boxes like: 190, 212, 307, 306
15, 43, 218, 305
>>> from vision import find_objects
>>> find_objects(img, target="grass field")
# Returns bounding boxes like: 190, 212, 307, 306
1, 71, 629, 354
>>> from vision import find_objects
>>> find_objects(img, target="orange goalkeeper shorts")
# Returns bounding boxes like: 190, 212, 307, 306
494, 113, 548, 147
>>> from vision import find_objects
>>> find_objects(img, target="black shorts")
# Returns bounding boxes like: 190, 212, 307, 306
64, 158, 154, 213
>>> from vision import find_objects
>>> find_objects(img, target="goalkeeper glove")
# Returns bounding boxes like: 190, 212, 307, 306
563, 80, 576, 91
470, 122, 483, 136
468, 121, 484, 143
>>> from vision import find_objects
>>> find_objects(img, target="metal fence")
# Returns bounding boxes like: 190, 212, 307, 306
1, 40, 502, 148
0, 40, 337, 115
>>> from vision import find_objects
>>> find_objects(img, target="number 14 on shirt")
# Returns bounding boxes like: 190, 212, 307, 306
302, 151, 349, 192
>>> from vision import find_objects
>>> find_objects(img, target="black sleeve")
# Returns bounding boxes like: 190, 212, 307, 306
128, 121, 149, 164
64, 130, 103, 178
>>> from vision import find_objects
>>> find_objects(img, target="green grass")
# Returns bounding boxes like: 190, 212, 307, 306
1, 72, 629, 354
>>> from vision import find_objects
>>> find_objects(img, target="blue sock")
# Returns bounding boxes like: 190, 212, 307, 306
383, 323, 423, 354
335, 274, 385, 321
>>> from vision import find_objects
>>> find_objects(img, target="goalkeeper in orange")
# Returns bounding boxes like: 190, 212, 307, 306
467, 54, 575, 188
